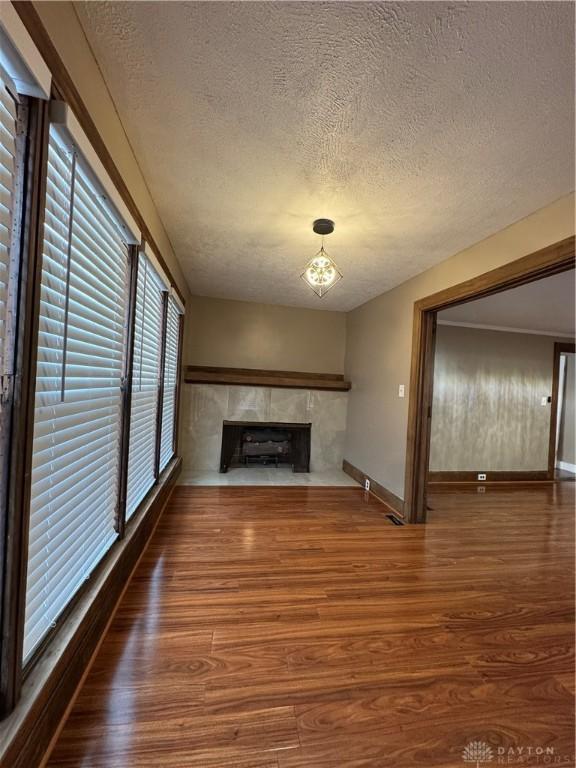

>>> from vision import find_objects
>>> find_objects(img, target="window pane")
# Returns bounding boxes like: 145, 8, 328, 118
159, 296, 181, 472
23, 128, 129, 661
125, 254, 164, 518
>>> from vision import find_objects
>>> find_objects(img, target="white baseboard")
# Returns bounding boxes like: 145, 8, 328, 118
556, 460, 576, 474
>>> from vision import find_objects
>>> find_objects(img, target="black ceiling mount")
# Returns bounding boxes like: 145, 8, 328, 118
312, 218, 335, 236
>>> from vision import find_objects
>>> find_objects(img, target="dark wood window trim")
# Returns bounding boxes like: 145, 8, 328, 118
0, 91, 28, 506
173, 313, 185, 456
0, 97, 50, 717
115, 245, 140, 539
154, 291, 169, 480
0, 95, 28, 706
403, 236, 576, 524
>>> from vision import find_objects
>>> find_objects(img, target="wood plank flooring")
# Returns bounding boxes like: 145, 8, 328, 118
46, 484, 575, 767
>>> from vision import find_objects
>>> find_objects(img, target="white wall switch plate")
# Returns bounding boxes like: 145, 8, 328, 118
478, 473, 487, 481
541, 396, 548, 406
364, 479, 370, 491
398, 384, 405, 398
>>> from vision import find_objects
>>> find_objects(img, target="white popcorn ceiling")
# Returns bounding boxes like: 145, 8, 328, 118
75, 1, 574, 311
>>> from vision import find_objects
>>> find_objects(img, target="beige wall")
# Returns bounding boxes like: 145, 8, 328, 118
430, 325, 560, 472
344, 194, 575, 499
558, 353, 576, 466
185, 296, 347, 373
33, 1, 189, 301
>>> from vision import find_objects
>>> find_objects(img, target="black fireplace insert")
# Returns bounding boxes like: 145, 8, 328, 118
220, 421, 311, 473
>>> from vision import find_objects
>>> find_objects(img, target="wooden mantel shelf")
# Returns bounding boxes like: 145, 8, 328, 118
184, 366, 351, 391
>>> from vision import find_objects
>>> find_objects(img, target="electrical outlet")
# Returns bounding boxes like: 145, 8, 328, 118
477, 473, 487, 481
364, 478, 370, 491
477, 486, 486, 494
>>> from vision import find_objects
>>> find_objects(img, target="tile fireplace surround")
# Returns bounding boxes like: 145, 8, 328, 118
180, 384, 349, 478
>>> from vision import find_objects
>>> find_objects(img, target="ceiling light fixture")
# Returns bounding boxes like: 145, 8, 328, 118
301, 219, 342, 298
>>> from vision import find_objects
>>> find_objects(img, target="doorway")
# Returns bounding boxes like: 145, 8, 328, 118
428, 274, 574, 484
403, 236, 575, 523
550, 343, 576, 479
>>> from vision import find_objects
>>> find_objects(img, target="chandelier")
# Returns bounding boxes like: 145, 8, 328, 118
301, 219, 342, 298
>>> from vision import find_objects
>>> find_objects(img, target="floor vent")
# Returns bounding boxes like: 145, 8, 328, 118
386, 514, 404, 526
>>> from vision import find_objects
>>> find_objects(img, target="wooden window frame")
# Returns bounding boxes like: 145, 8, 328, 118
115, 245, 140, 539
0, 132, 187, 722
173, 313, 185, 457
154, 291, 169, 480
403, 236, 575, 524
0, 96, 50, 717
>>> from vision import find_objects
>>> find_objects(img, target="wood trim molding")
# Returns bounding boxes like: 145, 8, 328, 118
185, 366, 351, 391
403, 303, 438, 524
404, 236, 575, 524
548, 341, 576, 480
428, 471, 550, 484
0, 457, 182, 768
342, 460, 405, 518
172, 313, 185, 457
414, 237, 575, 313
115, 246, 140, 538
154, 292, 169, 479
11, 1, 187, 307
0, 98, 50, 715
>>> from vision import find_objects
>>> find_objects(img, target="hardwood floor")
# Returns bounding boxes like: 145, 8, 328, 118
46, 484, 575, 767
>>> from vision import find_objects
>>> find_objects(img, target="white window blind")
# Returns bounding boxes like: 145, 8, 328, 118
0, 73, 17, 395
125, 254, 164, 519
23, 127, 130, 661
158, 296, 181, 472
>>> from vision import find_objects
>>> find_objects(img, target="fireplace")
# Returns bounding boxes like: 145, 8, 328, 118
220, 421, 311, 473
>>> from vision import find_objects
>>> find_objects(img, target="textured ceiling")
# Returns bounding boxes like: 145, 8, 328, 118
439, 270, 576, 337
75, 1, 575, 311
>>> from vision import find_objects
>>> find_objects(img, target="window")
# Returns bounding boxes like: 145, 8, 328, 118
0, 10, 188, 720
125, 253, 165, 519
23, 127, 132, 661
158, 295, 182, 472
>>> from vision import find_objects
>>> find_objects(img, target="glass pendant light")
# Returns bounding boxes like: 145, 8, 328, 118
301, 219, 343, 298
